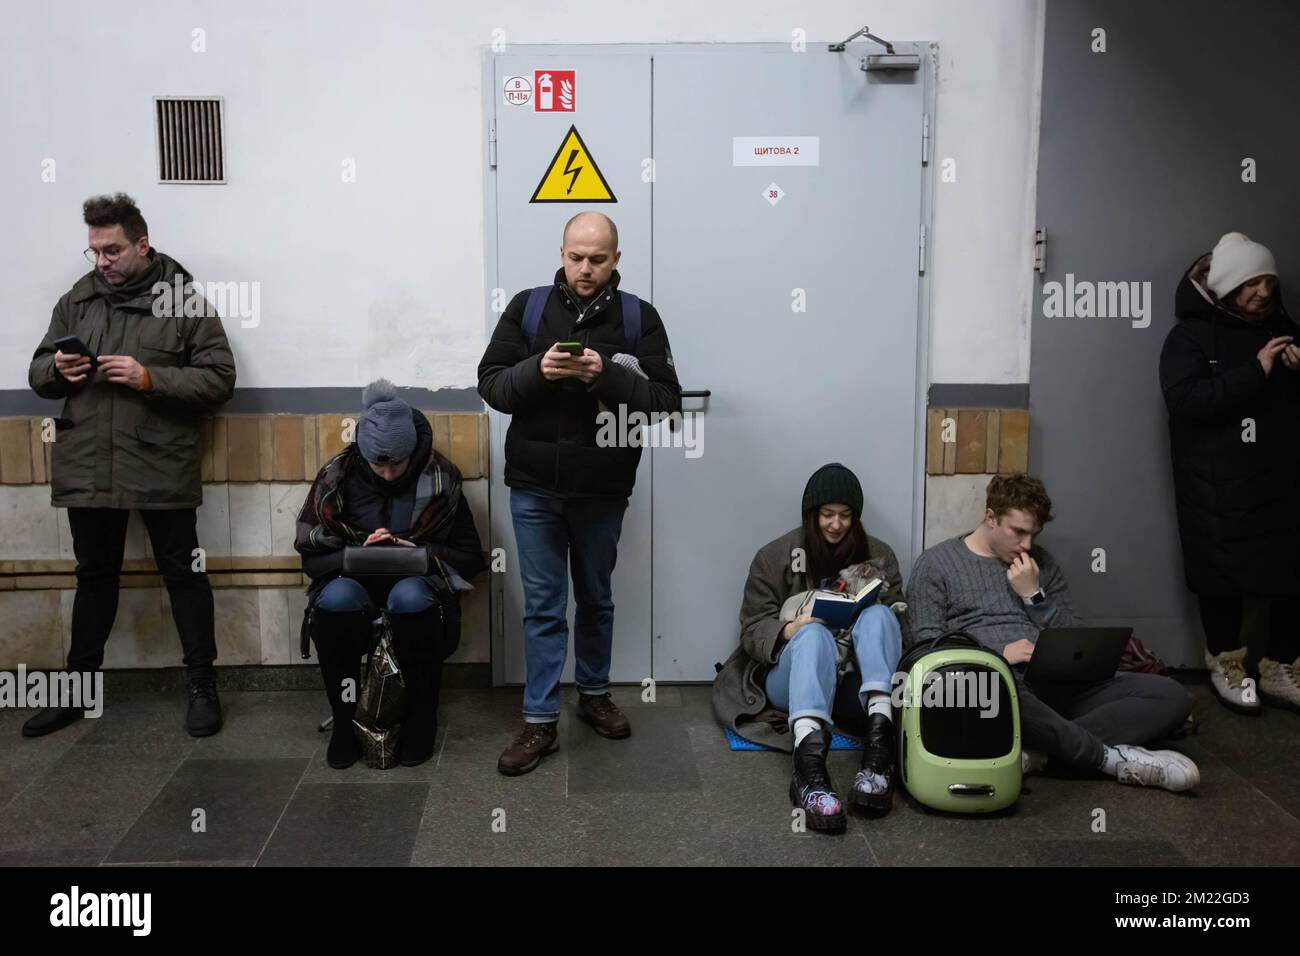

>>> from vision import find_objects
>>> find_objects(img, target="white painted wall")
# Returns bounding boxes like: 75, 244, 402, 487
0, 0, 1044, 393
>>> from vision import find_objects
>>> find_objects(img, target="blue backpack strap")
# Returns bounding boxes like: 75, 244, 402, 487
522, 286, 551, 351
619, 291, 642, 354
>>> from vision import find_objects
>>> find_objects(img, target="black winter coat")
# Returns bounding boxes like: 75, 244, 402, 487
295, 409, 486, 602
1159, 252, 1300, 596
477, 269, 682, 498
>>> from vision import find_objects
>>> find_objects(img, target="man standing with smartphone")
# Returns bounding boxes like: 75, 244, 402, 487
478, 212, 682, 775
23, 194, 236, 738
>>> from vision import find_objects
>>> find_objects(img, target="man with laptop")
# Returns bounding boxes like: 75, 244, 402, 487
907, 474, 1199, 792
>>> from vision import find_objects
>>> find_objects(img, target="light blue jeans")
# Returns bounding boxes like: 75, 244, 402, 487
765, 604, 903, 724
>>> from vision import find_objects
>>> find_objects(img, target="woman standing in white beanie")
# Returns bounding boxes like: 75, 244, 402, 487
1160, 232, 1300, 716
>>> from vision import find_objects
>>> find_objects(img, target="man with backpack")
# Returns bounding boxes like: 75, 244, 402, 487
478, 212, 682, 775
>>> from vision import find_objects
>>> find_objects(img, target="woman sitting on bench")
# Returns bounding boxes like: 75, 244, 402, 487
713, 463, 908, 832
295, 380, 485, 769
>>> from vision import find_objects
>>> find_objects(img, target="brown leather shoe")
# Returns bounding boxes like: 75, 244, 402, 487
497, 721, 559, 776
577, 692, 631, 739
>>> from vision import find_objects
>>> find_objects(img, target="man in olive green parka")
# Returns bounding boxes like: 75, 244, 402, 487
22, 193, 235, 740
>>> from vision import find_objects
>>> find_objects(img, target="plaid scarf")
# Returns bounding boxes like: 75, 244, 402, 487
295, 443, 462, 557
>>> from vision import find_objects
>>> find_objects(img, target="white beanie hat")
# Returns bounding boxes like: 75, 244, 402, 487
1207, 232, 1277, 298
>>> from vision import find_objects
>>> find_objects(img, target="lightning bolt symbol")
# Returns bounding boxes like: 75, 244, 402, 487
562, 148, 582, 194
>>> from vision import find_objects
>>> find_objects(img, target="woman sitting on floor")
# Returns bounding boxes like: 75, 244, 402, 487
713, 463, 908, 832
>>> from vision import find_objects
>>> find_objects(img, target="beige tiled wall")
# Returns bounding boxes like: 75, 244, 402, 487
2, 480, 491, 670
924, 473, 997, 548
0, 411, 488, 487
923, 408, 1032, 549
0, 406, 1030, 671
926, 408, 1029, 475
6, 591, 64, 669
0, 410, 492, 671
922, 407, 1032, 548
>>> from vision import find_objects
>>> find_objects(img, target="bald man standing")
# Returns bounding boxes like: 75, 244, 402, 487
478, 212, 682, 775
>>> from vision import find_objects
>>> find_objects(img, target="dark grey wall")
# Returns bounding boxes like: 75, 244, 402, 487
1032, 0, 1300, 665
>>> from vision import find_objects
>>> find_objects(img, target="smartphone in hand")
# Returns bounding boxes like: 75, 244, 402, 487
53, 335, 98, 371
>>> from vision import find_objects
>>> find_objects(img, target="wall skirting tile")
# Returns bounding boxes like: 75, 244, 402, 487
0, 410, 489, 486
926, 407, 1029, 476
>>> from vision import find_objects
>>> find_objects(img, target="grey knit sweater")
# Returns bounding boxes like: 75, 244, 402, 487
906, 533, 1077, 653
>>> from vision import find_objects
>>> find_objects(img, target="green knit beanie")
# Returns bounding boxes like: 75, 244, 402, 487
801, 463, 863, 517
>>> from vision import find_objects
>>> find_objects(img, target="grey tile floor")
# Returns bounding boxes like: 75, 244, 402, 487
1, 682, 1298, 867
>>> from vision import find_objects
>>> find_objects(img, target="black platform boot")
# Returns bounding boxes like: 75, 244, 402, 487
309, 605, 371, 769
850, 711, 895, 814
388, 603, 447, 767
790, 726, 846, 832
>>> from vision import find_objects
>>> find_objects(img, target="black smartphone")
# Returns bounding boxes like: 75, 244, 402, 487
53, 335, 98, 371
555, 341, 584, 356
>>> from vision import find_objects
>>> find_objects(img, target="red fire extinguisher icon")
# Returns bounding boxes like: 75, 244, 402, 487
533, 70, 575, 112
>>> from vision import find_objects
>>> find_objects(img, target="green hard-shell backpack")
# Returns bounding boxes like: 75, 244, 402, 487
895, 630, 1023, 813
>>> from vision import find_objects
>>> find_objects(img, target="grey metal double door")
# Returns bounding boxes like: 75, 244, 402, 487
486, 43, 931, 684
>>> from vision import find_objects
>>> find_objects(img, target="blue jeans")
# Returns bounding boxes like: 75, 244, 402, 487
509, 489, 628, 722
315, 575, 436, 615
765, 604, 903, 724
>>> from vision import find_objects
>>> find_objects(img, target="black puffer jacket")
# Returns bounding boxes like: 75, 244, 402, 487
477, 269, 682, 498
1159, 252, 1300, 596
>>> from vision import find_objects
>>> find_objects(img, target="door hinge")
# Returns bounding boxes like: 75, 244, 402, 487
488, 118, 497, 168
494, 579, 504, 635
918, 224, 927, 275
1033, 227, 1048, 274
921, 112, 930, 165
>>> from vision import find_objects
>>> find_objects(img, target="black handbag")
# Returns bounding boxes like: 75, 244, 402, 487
352, 719, 402, 770
355, 613, 408, 728
343, 545, 429, 577
352, 612, 408, 770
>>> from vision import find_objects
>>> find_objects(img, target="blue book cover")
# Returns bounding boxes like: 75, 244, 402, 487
805, 578, 884, 630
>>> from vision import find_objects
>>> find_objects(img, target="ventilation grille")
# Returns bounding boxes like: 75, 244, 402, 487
155, 97, 225, 183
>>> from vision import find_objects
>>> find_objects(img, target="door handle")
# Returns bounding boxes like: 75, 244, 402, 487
669, 389, 710, 431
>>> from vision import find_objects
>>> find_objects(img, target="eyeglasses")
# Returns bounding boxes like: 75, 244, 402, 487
84, 244, 131, 265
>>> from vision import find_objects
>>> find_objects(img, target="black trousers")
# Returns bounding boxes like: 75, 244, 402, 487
66, 507, 217, 672
1198, 594, 1300, 671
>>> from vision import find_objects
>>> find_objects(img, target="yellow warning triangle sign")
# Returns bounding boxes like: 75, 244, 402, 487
530, 125, 617, 203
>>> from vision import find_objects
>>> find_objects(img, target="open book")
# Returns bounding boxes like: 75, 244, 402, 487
800, 578, 885, 630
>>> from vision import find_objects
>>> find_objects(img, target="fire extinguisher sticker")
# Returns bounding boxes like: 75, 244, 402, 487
533, 70, 576, 113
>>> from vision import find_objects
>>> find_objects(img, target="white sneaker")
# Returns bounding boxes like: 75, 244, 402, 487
1206, 648, 1261, 715
1114, 745, 1200, 793
1259, 657, 1300, 715
1020, 748, 1048, 775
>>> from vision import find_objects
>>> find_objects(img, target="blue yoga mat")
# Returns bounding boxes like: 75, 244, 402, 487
724, 727, 862, 751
